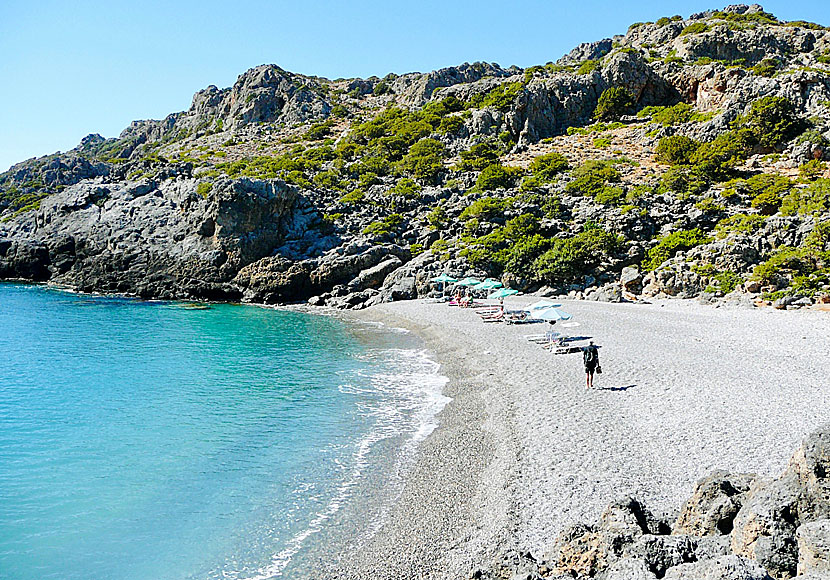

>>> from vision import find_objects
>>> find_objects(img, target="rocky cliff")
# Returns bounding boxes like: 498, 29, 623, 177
2, 4, 829, 309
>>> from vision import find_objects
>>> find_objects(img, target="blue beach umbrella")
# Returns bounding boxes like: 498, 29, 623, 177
456, 277, 482, 287
532, 307, 572, 322
487, 288, 519, 300
432, 274, 458, 283
472, 278, 503, 291
526, 299, 562, 311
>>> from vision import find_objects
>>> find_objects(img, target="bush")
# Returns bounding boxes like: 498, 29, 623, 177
363, 213, 404, 236
476, 163, 519, 191
426, 206, 447, 229
715, 213, 766, 237
577, 59, 601, 75
593, 137, 611, 149
460, 196, 509, 222
642, 228, 710, 271
655, 135, 700, 165
398, 138, 445, 183
751, 59, 780, 77
565, 160, 620, 197
800, 159, 826, 181
458, 141, 501, 171
437, 115, 464, 135
594, 186, 626, 205
594, 87, 635, 121
305, 119, 334, 140
690, 129, 752, 179
705, 271, 742, 294
390, 177, 421, 198
680, 22, 710, 35
339, 189, 366, 204
196, 182, 213, 198
529, 152, 570, 182
780, 178, 830, 215
744, 174, 792, 214
532, 227, 621, 283
735, 96, 805, 149
469, 82, 524, 112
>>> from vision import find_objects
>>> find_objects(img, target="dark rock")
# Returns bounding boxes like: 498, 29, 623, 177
674, 471, 758, 536
662, 555, 773, 580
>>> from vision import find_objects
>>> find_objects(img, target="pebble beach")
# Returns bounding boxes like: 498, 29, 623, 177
328, 297, 830, 579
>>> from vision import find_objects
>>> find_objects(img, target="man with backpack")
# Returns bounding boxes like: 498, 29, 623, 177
583, 341, 600, 390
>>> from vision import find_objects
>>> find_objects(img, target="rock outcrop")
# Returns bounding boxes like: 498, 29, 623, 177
475, 424, 830, 580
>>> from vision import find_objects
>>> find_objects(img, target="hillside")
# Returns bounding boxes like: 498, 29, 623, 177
2, 3, 829, 309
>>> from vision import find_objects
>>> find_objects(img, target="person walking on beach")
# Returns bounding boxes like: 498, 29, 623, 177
583, 341, 599, 390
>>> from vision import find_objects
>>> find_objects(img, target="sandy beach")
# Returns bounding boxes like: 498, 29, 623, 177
328, 297, 830, 579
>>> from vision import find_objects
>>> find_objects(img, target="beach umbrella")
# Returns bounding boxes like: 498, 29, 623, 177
531, 307, 572, 322
472, 278, 503, 291
431, 274, 457, 283
526, 299, 562, 311
456, 277, 482, 287
487, 288, 519, 300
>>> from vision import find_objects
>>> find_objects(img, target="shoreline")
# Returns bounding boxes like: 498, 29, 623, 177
329, 296, 830, 578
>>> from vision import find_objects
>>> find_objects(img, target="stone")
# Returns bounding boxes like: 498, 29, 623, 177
730, 474, 801, 578
797, 520, 830, 576
662, 555, 773, 580
599, 556, 657, 580
622, 534, 698, 577
787, 426, 830, 522
620, 266, 643, 293
674, 471, 758, 536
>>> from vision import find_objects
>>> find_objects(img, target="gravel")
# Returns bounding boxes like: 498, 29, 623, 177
323, 298, 830, 579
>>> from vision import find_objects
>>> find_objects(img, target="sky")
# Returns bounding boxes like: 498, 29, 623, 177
1, 1, 828, 172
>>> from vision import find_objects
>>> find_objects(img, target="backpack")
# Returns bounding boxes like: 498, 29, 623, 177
584, 347, 596, 364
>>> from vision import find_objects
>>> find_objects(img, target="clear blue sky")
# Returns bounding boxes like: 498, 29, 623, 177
1, 0, 827, 172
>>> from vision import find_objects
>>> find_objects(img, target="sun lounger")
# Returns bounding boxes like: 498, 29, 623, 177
525, 331, 561, 343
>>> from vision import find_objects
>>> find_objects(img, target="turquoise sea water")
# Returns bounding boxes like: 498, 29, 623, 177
0, 283, 448, 579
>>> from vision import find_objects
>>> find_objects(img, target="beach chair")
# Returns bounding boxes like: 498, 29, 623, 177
504, 310, 529, 324
481, 310, 504, 323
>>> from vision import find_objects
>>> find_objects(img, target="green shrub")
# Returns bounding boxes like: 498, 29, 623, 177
744, 173, 792, 214
690, 129, 752, 179
751, 59, 780, 77
799, 159, 826, 181
655, 135, 700, 165
427, 206, 447, 229
430, 238, 449, 257
469, 82, 524, 112
529, 152, 569, 182
363, 213, 404, 235
437, 115, 464, 135
649, 103, 694, 126
735, 96, 805, 149
460, 196, 509, 222
339, 189, 366, 204
410, 243, 424, 256
373, 80, 393, 96
715, 213, 766, 237
594, 87, 635, 121
305, 119, 334, 140
313, 169, 344, 190
705, 271, 742, 294
565, 160, 620, 197
532, 227, 621, 283
593, 137, 611, 149
680, 22, 710, 35
196, 182, 213, 198
577, 59, 601, 75
476, 163, 519, 191
780, 178, 830, 215
595, 186, 626, 205
390, 177, 421, 198
331, 104, 349, 118
458, 141, 501, 171
642, 228, 710, 271
398, 138, 445, 183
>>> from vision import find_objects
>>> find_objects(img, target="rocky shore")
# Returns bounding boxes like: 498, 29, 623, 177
328, 297, 830, 579
2, 5, 830, 311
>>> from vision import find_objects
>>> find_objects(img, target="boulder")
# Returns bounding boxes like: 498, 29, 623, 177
620, 266, 643, 293
347, 256, 403, 291
796, 520, 830, 576
662, 555, 773, 580
598, 557, 657, 580
622, 534, 698, 577
553, 524, 612, 577
730, 475, 801, 578
674, 471, 758, 536
787, 425, 830, 522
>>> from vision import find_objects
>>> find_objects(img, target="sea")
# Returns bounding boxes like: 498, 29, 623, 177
0, 282, 449, 579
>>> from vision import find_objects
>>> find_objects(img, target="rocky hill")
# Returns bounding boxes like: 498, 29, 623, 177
2, 4, 830, 309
